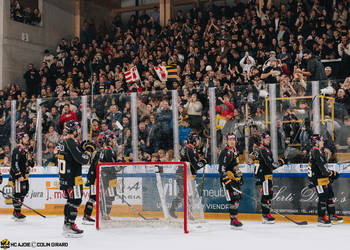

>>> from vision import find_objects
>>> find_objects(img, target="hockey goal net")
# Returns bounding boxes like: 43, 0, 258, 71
96, 161, 204, 233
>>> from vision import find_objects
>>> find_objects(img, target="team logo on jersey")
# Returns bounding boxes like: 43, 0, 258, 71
0, 239, 10, 249
2, 185, 13, 199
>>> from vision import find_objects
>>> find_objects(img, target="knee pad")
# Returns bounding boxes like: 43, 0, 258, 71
327, 198, 335, 207
229, 202, 239, 210
90, 195, 96, 202
319, 201, 327, 210
106, 196, 115, 203
70, 198, 82, 208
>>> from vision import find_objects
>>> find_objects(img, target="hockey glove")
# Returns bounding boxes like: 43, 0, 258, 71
272, 162, 280, 169
0, 173, 2, 184
278, 157, 285, 166
223, 171, 241, 185
329, 170, 339, 182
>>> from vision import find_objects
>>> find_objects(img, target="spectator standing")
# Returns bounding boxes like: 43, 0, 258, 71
58, 104, 78, 129
157, 100, 172, 150
184, 93, 203, 130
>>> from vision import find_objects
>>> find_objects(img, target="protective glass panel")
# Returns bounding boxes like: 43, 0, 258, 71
136, 90, 174, 162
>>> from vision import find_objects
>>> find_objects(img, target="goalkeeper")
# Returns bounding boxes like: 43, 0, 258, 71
218, 133, 243, 228
169, 133, 207, 218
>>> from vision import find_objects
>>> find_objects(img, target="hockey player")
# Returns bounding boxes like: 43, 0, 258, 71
218, 133, 243, 228
169, 133, 207, 218
83, 134, 117, 224
58, 120, 95, 237
9, 132, 34, 221
308, 135, 343, 226
253, 133, 284, 224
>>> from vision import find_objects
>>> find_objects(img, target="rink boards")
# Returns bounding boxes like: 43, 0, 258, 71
1, 164, 350, 218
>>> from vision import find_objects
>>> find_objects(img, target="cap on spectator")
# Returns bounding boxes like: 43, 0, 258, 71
269, 51, 276, 55
205, 65, 213, 71
297, 35, 303, 40
269, 56, 277, 61
325, 66, 332, 70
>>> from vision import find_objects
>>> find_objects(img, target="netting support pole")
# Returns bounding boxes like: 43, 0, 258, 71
312, 81, 321, 135
172, 90, 180, 161
269, 84, 278, 163
131, 92, 138, 162
81, 95, 88, 141
209, 87, 217, 164
10, 100, 16, 154
36, 98, 42, 167
11, 100, 17, 154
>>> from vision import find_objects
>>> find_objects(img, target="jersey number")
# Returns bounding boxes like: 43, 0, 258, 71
58, 159, 67, 174
307, 163, 312, 178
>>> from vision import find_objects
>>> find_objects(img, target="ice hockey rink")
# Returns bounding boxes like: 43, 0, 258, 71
1, 215, 349, 250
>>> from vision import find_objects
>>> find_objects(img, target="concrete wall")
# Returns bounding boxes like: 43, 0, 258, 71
0, 0, 75, 89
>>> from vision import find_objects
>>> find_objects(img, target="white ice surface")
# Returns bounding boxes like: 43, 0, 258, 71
1, 215, 348, 250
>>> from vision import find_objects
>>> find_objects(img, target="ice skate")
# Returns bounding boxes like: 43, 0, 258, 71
329, 214, 343, 225
230, 217, 243, 229
318, 216, 332, 227
82, 215, 95, 225
62, 223, 84, 238
262, 214, 275, 224
12, 211, 26, 222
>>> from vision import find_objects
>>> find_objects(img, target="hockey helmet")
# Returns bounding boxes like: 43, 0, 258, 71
187, 133, 200, 144
226, 133, 236, 141
65, 120, 80, 134
311, 134, 323, 146
103, 133, 116, 145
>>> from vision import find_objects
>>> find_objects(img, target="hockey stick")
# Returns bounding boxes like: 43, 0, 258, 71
0, 189, 46, 218
230, 187, 308, 225
115, 193, 158, 221
200, 138, 209, 198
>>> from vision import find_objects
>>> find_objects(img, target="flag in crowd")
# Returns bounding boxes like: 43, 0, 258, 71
154, 63, 177, 81
124, 66, 140, 84
154, 66, 167, 81
165, 63, 177, 80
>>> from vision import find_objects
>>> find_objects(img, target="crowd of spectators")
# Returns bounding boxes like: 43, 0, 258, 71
10, 0, 41, 25
1, 0, 350, 166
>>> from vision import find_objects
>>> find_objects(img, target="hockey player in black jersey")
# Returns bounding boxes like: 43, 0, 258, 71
83, 134, 117, 224
57, 120, 95, 237
253, 133, 284, 224
169, 133, 207, 218
218, 133, 243, 228
9, 132, 34, 221
308, 135, 343, 226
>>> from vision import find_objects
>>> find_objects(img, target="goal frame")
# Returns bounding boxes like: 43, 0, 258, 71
96, 161, 189, 233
